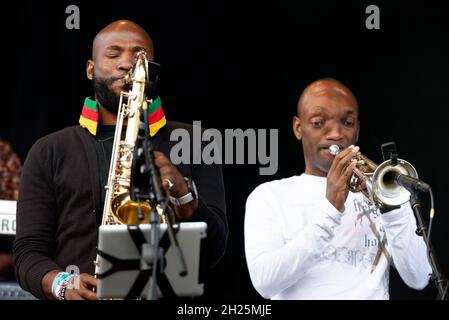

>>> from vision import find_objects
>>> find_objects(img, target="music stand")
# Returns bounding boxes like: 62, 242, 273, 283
96, 222, 206, 299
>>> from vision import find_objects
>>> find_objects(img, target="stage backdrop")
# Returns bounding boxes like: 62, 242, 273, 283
2, 0, 448, 299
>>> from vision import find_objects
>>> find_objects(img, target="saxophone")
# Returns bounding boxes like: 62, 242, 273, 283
99, 49, 153, 226
94, 51, 178, 289
96, 50, 174, 227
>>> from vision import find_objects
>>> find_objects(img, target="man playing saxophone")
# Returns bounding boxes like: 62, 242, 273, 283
14, 20, 228, 300
244, 78, 431, 299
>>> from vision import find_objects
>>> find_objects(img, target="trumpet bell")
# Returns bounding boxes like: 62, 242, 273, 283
372, 159, 418, 206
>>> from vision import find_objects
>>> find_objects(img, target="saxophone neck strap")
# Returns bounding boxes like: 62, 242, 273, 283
79, 96, 166, 137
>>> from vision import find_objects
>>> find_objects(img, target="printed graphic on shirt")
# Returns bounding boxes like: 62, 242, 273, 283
319, 197, 389, 272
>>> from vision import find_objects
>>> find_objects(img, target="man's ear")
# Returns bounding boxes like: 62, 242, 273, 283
86, 60, 94, 80
293, 116, 302, 141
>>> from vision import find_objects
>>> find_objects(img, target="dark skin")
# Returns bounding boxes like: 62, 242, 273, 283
292, 79, 360, 212
42, 20, 197, 300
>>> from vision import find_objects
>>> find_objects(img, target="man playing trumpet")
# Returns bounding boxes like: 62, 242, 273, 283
244, 78, 431, 299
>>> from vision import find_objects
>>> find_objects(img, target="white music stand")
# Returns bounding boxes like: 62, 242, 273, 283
96, 222, 206, 299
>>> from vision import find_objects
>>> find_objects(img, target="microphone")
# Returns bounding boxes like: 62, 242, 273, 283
131, 103, 167, 204
395, 174, 430, 193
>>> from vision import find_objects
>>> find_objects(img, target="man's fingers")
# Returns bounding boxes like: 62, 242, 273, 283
159, 166, 173, 179
161, 179, 170, 190
331, 159, 356, 195
331, 146, 359, 175
63, 274, 97, 300
65, 288, 97, 300
153, 151, 169, 168
329, 146, 351, 173
336, 147, 359, 172
80, 273, 97, 289
78, 287, 97, 300
65, 289, 84, 300
342, 159, 357, 179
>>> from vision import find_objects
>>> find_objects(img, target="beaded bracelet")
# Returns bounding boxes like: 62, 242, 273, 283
51, 272, 77, 300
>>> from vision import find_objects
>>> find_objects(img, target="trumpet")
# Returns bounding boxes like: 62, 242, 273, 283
329, 145, 418, 208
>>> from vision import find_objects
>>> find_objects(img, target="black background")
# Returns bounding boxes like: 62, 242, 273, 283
2, 0, 448, 300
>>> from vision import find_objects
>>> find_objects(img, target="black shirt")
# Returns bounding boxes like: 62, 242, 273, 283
14, 122, 228, 299
92, 125, 117, 226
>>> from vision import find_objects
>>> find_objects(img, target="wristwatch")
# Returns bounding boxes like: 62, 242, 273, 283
169, 177, 198, 206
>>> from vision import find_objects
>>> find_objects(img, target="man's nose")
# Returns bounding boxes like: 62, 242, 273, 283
117, 53, 134, 72
326, 123, 344, 141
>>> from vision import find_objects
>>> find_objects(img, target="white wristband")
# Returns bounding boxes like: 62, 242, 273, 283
51, 272, 76, 300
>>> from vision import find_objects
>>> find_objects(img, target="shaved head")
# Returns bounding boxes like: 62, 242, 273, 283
92, 20, 154, 59
297, 78, 358, 117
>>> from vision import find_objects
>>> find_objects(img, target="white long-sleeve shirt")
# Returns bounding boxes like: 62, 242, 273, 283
244, 174, 431, 299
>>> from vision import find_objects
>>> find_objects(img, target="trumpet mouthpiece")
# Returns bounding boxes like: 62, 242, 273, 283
329, 145, 340, 156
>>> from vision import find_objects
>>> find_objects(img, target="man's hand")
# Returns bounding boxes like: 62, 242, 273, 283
64, 273, 97, 300
41, 270, 97, 300
153, 151, 198, 220
326, 145, 359, 212
153, 151, 188, 198
123, 151, 198, 220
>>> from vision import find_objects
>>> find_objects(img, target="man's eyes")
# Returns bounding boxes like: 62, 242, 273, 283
310, 119, 355, 128
105, 52, 120, 58
345, 120, 355, 126
311, 120, 324, 128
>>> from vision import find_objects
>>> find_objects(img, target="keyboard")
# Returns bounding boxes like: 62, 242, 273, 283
0, 282, 37, 300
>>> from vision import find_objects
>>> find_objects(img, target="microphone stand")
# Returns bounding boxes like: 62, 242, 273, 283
381, 142, 448, 299
132, 101, 187, 300
409, 192, 448, 300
